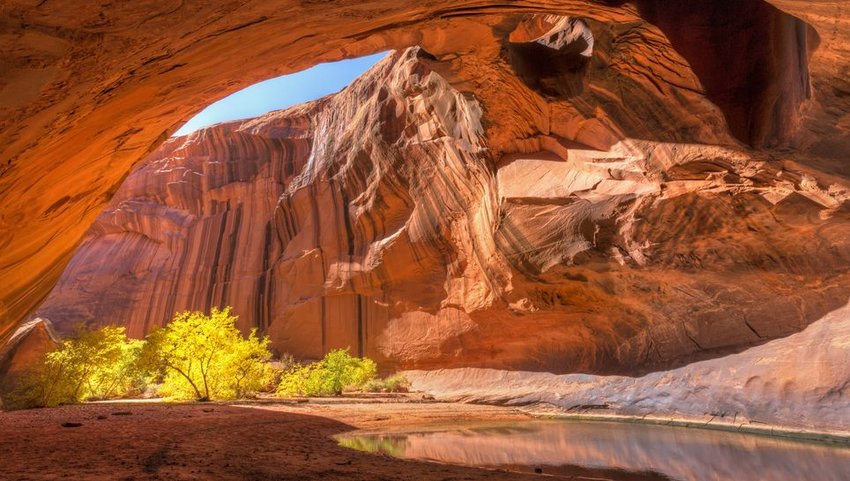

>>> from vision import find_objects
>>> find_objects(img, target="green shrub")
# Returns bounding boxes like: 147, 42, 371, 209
276, 348, 377, 397
7, 326, 144, 409
364, 373, 411, 393
140, 307, 274, 400
383, 373, 411, 392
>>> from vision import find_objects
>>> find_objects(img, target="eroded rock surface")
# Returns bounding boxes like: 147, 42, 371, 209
2, 0, 850, 351
0, 318, 58, 399
405, 300, 850, 431
31, 31, 850, 377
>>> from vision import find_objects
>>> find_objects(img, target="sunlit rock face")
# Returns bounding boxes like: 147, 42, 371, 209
35, 48, 499, 368
2, 0, 849, 353
31, 6, 850, 376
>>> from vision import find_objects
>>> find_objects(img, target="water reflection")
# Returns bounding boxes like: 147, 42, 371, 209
339, 421, 850, 481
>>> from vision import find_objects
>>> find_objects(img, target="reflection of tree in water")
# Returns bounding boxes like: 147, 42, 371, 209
338, 434, 409, 458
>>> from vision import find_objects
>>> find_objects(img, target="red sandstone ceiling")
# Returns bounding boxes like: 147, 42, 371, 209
1, 1, 849, 370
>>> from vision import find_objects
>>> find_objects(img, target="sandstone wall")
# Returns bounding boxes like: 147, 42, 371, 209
31, 33, 850, 375
405, 299, 850, 431
2, 0, 850, 352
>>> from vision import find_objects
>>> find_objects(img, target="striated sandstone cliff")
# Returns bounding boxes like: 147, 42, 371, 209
30, 27, 850, 377
1, 0, 850, 354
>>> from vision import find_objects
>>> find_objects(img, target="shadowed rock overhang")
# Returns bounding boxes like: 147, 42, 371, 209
1, 0, 849, 378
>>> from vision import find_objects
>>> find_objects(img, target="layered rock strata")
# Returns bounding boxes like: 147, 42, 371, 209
31, 33, 850, 376
2, 0, 850, 352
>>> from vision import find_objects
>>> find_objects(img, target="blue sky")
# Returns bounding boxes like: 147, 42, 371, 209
174, 52, 389, 136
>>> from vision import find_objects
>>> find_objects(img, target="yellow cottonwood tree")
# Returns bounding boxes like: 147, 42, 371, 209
141, 307, 273, 400
8, 325, 143, 408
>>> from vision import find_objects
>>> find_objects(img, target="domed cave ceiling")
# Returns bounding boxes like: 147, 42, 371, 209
1, 0, 850, 382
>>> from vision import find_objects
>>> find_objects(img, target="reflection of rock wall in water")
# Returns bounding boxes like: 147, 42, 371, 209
359, 421, 850, 481
32, 28, 850, 378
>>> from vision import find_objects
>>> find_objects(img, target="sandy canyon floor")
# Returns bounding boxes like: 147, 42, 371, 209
0, 400, 649, 481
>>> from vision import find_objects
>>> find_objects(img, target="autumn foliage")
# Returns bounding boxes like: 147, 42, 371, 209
141, 307, 274, 400
8, 307, 405, 408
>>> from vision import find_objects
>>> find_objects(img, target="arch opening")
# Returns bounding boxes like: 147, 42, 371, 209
172, 52, 390, 137
0, 1, 844, 400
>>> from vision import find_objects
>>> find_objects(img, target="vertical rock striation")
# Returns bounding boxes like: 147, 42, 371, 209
33, 27, 850, 376
2, 0, 848, 345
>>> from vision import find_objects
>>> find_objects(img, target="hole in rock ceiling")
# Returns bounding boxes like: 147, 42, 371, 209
173, 52, 390, 137
507, 16, 594, 99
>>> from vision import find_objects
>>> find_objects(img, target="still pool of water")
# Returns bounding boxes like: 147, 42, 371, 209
337, 420, 850, 481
